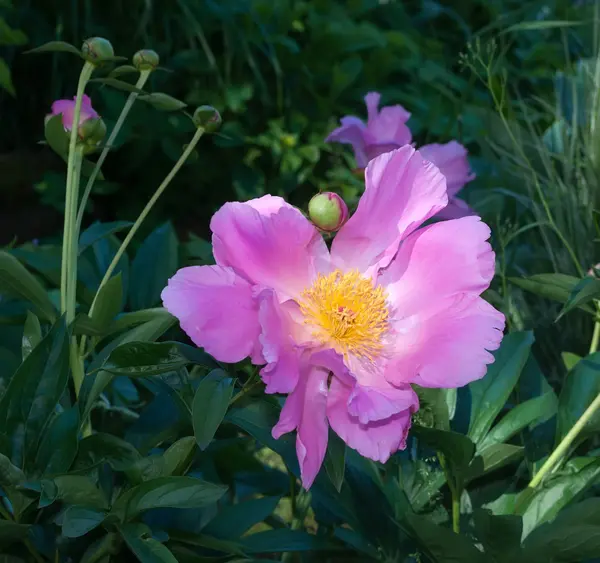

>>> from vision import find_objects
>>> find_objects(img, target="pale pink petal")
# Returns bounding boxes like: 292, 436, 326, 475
386, 295, 505, 388
364, 141, 403, 162
436, 197, 475, 220
272, 365, 329, 489
258, 290, 301, 394
348, 382, 419, 424
420, 141, 475, 197
331, 146, 447, 272
161, 265, 260, 363
211, 196, 330, 298
379, 216, 496, 318
367, 105, 412, 146
327, 377, 416, 463
364, 92, 381, 122
326, 116, 369, 168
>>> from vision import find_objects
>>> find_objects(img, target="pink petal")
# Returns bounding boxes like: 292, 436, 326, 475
364, 141, 403, 162
211, 196, 330, 299
348, 382, 419, 424
326, 116, 369, 168
364, 92, 412, 147
327, 377, 416, 463
436, 197, 475, 220
385, 295, 505, 388
364, 92, 381, 122
272, 364, 329, 489
51, 95, 99, 131
379, 216, 496, 319
332, 146, 448, 272
420, 141, 475, 197
258, 290, 301, 394
161, 265, 261, 363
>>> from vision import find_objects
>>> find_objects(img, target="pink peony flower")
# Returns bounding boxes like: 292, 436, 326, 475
50, 94, 99, 132
162, 147, 505, 489
326, 92, 476, 218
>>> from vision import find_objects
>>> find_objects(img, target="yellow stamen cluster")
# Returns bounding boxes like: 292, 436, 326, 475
300, 270, 389, 360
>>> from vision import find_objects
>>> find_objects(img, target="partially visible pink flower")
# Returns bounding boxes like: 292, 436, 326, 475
326, 92, 476, 217
50, 94, 99, 132
162, 147, 505, 489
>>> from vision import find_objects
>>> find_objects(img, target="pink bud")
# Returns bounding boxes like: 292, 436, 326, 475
308, 192, 348, 233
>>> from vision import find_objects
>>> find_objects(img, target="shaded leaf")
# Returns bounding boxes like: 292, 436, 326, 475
241, 529, 338, 553
193, 370, 234, 450
79, 221, 133, 255
89, 77, 147, 93
89, 273, 123, 333
324, 429, 346, 493
21, 311, 41, 360
120, 522, 178, 562
62, 506, 106, 538
510, 274, 593, 313
559, 276, 600, 319
25, 41, 82, 56
35, 406, 80, 475
138, 92, 187, 111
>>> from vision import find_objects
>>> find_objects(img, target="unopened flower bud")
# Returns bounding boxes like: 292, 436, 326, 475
78, 117, 107, 152
308, 192, 348, 233
193, 105, 222, 132
133, 49, 160, 71
81, 37, 114, 63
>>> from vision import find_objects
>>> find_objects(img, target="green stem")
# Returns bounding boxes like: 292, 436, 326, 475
438, 452, 461, 533
60, 61, 94, 314
529, 391, 600, 488
590, 308, 600, 354
75, 70, 151, 232
451, 494, 460, 534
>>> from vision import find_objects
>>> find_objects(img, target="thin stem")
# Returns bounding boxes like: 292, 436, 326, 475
66, 148, 84, 323
228, 379, 262, 407
60, 61, 94, 314
75, 69, 151, 232
451, 494, 460, 534
590, 307, 600, 354
80, 126, 204, 360
438, 451, 461, 533
529, 391, 600, 488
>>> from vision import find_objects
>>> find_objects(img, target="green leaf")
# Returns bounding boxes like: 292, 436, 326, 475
562, 352, 582, 371
35, 406, 80, 475
89, 77, 147, 94
62, 506, 106, 538
21, 311, 41, 360
0, 58, 15, 96
480, 391, 557, 449
192, 370, 234, 450
404, 512, 486, 562
0, 318, 69, 468
89, 273, 123, 333
241, 529, 338, 553
24, 41, 82, 57
413, 425, 475, 487
509, 274, 594, 313
467, 444, 524, 481
0, 250, 56, 322
333, 527, 379, 559
109, 65, 138, 78
522, 498, 600, 561
81, 314, 176, 422
138, 92, 187, 111
558, 276, 600, 319
99, 341, 212, 377
75, 433, 141, 471
44, 113, 69, 157
473, 509, 522, 560
0, 520, 29, 548
203, 496, 281, 540
468, 331, 534, 444
557, 352, 600, 443
504, 20, 583, 33
44, 475, 109, 510
129, 223, 178, 310
110, 476, 227, 521
120, 522, 178, 563
324, 429, 346, 493
79, 221, 133, 255
517, 457, 600, 536
124, 436, 196, 484
80, 533, 120, 563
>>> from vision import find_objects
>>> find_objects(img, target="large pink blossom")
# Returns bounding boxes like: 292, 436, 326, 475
50, 94, 99, 132
162, 147, 505, 489
326, 92, 476, 219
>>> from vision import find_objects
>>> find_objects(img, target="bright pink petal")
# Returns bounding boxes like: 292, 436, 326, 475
211, 196, 330, 299
379, 216, 496, 318
326, 116, 369, 168
420, 141, 475, 197
327, 377, 416, 463
386, 295, 505, 388
51, 95, 99, 131
436, 197, 475, 220
348, 382, 419, 424
272, 364, 329, 489
364, 91, 412, 145
258, 291, 300, 394
331, 146, 447, 272
161, 265, 260, 363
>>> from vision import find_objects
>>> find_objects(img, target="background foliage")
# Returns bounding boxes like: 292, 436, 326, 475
2, 0, 600, 561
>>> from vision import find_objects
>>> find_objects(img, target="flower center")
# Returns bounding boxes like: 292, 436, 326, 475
299, 270, 389, 360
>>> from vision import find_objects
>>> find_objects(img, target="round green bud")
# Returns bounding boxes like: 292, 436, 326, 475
78, 117, 107, 153
133, 49, 160, 71
192, 105, 222, 132
81, 37, 114, 63
308, 192, 348, 233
